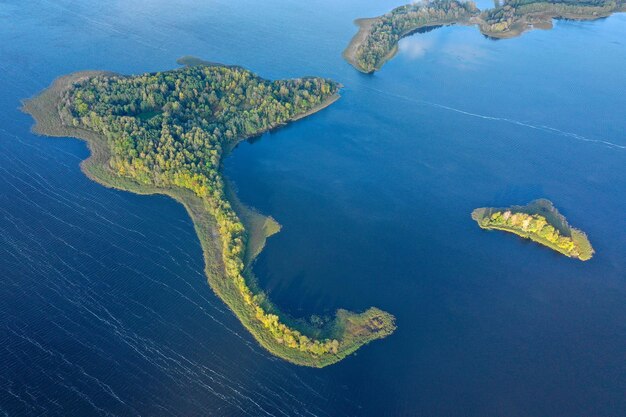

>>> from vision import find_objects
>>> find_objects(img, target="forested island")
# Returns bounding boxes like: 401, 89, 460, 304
344, 0, 626, 72
22, 59, 395, 367
472, 199, 594, 261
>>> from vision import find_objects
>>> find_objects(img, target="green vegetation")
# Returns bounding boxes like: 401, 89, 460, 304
344, 0, 625, 72
22, 61, 395, 367
344, 0, 479, 73
479, 0, 626, 38
472, 199, 594, 261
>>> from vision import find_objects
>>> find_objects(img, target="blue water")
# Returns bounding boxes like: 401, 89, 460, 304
1, 1, 625, 416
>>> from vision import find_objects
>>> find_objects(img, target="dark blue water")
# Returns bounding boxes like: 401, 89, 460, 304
1, 1, 625, 416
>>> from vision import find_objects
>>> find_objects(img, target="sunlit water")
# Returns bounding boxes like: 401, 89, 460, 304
1, 1, 625, 416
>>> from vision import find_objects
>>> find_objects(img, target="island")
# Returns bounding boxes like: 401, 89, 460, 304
22, 58, 396, 368
344, 0, 626, 72
471, 199, 594, 261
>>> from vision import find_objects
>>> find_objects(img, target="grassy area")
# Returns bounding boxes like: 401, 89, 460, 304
472, 199, 594, 261
22, 68, 395, 367
224, 180, 281, 268
342, 18, 378, 74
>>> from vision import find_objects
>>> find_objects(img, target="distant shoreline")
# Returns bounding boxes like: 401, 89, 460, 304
344, 0, 626, 73
342, 18, 377, 74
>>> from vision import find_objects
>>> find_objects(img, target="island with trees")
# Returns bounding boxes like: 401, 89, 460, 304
344, 0, 626, 72
471, 199, 594, 261
22, 58, 396, 367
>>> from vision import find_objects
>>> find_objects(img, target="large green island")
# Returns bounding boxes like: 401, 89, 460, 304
22, 58, 395, 367
471, 199, 594, 261
344, 0, 626, 73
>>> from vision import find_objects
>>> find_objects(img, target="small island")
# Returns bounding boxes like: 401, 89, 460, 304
471, 199, 594, 261
22, 58, 395, 367
344, 0, 626, 72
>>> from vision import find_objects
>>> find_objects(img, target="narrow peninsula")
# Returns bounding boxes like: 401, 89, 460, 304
344, 0, 626, 72
344, 0, 480, 73
22, 58, 396, 367
472, 199, 594, 261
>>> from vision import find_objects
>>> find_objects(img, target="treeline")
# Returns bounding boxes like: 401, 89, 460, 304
480, 0, 625, 33
61, 65, 350, 357
354, 0, 479, 72
478, 210, 594, 260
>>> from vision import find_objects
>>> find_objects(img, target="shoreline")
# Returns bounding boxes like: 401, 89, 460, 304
22, 68, 395, 367
475, 223, 577, 259
342, 18, 377, 74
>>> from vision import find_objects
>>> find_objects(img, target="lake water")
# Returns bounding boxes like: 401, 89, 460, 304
1, 1, 625, 416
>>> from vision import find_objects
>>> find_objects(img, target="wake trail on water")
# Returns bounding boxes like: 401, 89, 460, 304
359, 85, 626, 151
